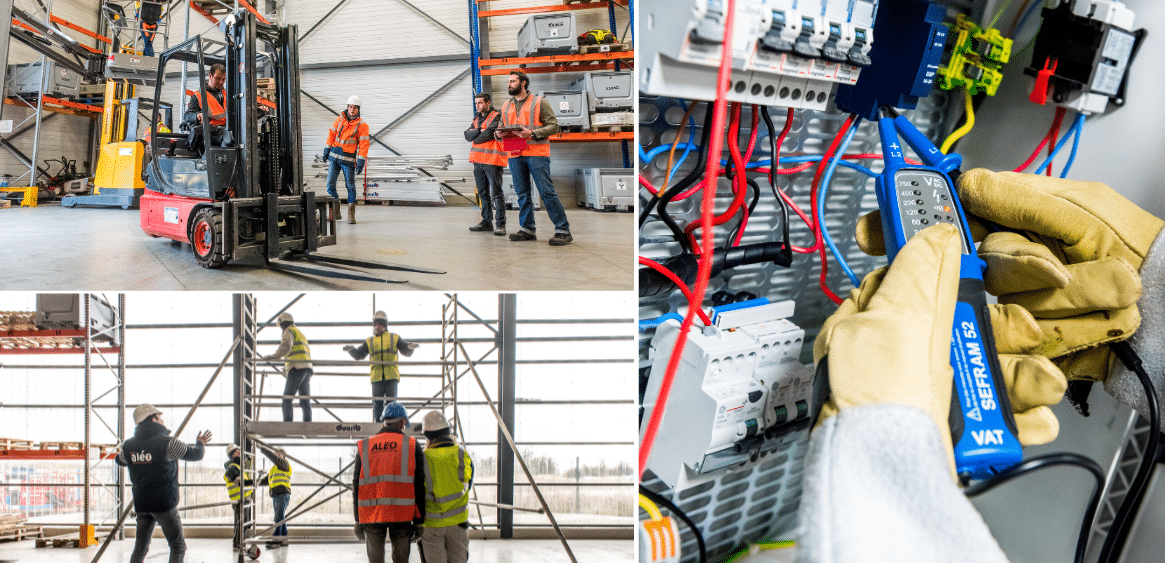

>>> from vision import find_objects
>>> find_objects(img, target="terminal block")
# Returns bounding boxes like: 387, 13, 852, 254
639, 0, 876, 110
1024, 0, 1145, 115
641, 300, 814, 488
836, 0, 947, 120
938, 14, 1012, 96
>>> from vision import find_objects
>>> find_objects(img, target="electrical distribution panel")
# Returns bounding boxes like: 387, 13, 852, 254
639, 0, 875, 109
577, 167, 634, 210
641, 300, 814, 488
569, 71, 635, 112
540, 90, 591, 131
517, 13, 578, 57
1025, 0, 1143, 115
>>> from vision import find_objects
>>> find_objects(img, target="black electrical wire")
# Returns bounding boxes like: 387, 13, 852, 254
725, 177, 761, 248
652, 106, 717, 253
640, 485, 707, 563
965, 452, 1105, 563
1096, 341, 1160, 563
759, 106, 792, 266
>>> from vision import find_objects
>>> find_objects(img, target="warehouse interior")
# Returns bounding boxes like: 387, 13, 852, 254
0, 292, 635, 562
0, 0, 634, 289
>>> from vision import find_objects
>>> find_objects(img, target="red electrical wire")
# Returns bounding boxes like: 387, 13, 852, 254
728, 106, 763, 247
1014, 106, 1066, 173
638, 257, 714, 327
810, 116, 856, 305
639, 0, 736, 478
1045, 106, 1065, 176
682, 103, 750, 252
639, 174, 659, 196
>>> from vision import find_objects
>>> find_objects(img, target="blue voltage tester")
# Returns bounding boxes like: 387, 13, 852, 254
874, 110, 1022, 481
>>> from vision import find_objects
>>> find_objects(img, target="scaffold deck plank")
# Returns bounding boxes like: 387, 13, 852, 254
246, 420, 423, 438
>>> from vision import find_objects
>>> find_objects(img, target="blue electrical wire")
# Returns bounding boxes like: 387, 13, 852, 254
1034, 111, 1083, 176
638, 102, 699, 184
1059, 112, 1086, 178
641, 144, 882, 178
1014, 0, 1044, 37
818, 117, 864, 289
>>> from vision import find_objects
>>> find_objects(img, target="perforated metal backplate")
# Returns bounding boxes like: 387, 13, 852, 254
639, 93, 951, 562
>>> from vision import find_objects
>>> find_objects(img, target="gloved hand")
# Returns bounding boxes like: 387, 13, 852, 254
815, 224, 1067, 473
353, 523, 365, 541
343, 345, 355, 352
356, 158, 365, 175
956, 169, 1165, 426
323, 147, 332, 163
409, 524, 424, 543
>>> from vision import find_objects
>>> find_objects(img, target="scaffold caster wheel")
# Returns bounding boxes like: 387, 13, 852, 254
246, 545, 261, 560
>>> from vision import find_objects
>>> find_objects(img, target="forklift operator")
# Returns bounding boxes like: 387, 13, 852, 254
183, 63, 227, 154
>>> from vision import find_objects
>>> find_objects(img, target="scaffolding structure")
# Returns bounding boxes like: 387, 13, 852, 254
0, 294, 127, 545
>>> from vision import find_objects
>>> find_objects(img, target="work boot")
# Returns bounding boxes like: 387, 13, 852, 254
494, 225, 506, 236
347, 203, 356, 224
469, 220, 493, 232
509, 230, 536, 242
549, 233, 573, 246
332, 203, 342, 221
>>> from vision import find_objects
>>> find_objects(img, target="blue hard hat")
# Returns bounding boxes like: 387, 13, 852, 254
382, 401, 407, 421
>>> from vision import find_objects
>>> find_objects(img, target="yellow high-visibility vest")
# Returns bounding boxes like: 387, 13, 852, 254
422, 444, 472, 527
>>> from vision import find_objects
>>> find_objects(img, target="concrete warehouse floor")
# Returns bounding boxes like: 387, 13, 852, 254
0, 202, 633, 291
0, 538, 633, 563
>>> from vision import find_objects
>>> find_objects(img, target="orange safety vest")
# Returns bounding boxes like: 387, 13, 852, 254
327, 113, 370, 162
185, 88, 225, 126
500, 95, 550, 157
468, 111, 507, 167
356, 433, 419, 524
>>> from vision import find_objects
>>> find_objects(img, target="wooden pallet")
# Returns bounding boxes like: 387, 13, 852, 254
578, 42, 630, 55
0, 438, 34, 450
38, 441, 84, 450
0, 526, 43, 543
36, 532, 105, 548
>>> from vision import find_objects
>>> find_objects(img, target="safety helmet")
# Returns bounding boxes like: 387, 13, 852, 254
422, 411, 449, 432
381, 401, 407, 421
277, 312, 294, 324
133, 404, 162, 425
373, 311, 388, 326
347, 95, 361, 107
226, 444, 240, 457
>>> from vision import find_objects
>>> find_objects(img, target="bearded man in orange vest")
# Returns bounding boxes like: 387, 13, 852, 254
182, 63, 227, 155
353, 401, 426, 563
496, 70, 573, 246
465, 92, 508, 236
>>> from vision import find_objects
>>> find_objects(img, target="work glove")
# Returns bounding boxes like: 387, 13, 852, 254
955, 169, 1165, 427
353, 523, 365, 541
356, 158, 365, 175
815, 224, 1067, 474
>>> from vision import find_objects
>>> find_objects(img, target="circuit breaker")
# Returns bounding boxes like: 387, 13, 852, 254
639, 0, 875, 110
641, 300, 813, 488
1025, 0, 1144, 115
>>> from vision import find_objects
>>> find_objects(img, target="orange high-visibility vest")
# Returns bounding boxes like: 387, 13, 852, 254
327, 114, 370, 163
356, 433, 419, 524
468, 111, 507, 167
500, 95, 550, 157
185, 88, 225, 126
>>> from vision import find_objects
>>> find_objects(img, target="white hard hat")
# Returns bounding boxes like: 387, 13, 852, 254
277, 312, 294, 324
423, 411, 450, 432
347, 95, 361, 107
133, 404, 163, 425
373, 311, 388, 325
226, 444, 240, 457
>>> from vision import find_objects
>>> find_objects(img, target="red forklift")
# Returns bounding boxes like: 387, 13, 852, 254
139, 11, 442, 283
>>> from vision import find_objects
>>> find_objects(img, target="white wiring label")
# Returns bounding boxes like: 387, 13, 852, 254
1092, 28, 1134, 96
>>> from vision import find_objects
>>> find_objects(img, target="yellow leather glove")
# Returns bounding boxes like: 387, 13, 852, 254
957, 169, 1164, 381
815, 224, 1067, 472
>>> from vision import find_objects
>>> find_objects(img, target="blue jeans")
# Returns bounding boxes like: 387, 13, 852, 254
508, 155, 570, 234
326, 158, 357, 203
272, 492, 290, 537
372, 379, 399, 422
132, 508, 185, 563
283, 367, 312, 422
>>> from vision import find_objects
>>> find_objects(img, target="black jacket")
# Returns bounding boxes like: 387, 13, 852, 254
115, 421, 205, 513
464, 109, 501, 145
